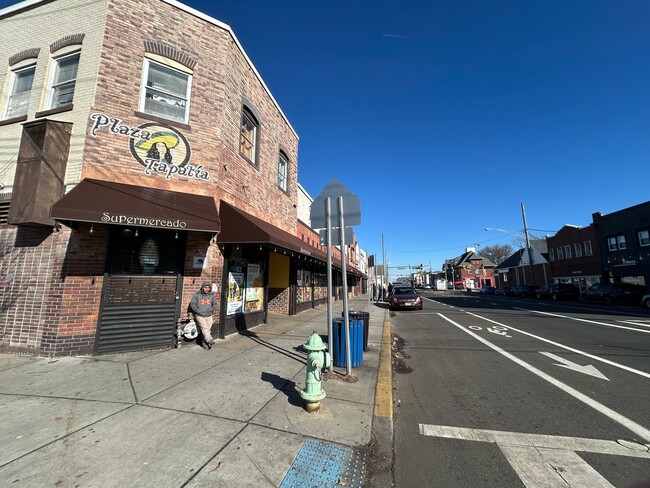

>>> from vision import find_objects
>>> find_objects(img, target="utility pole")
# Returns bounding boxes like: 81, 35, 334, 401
381, 232, 388, 299
521, 202, 534, 284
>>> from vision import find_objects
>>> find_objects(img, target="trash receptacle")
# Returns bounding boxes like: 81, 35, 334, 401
342, 310, 370, 351
349, 311, 370, 351
332, 318, 363, 368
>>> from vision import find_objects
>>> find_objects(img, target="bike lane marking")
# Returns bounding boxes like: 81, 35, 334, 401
460, 310, 650, 380
437, 313, 650, 442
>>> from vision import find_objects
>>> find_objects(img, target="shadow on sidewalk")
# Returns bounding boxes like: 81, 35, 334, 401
261, 372, 303, 407
238, 330, 307, 365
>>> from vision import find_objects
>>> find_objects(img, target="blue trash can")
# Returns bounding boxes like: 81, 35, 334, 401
332, 318, 363, 368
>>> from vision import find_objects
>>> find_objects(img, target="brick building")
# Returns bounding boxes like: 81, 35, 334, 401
546, 224, 603, 291
592, 201, 650, 290
0, 0, 361, 356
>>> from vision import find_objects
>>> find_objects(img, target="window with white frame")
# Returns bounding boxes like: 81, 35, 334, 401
564, 245, 572, 259
140, 59, 191, 123
608, 235, 627, 251
639, 230, 650, 247
240, 108, 258, 165
48, 51, 80, 109
583, 240, 593, 256
549, 248, 555, 261
607, 237, 617, 251
557, 247, 564, 260
5, 64, 35, 118
574, 243, 582, 257
278, 151, 288, 191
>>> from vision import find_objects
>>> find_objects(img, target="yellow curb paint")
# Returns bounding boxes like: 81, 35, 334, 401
374, 315, 393, 418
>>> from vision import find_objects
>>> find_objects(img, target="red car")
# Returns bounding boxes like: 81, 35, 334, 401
389, 287, 423, 311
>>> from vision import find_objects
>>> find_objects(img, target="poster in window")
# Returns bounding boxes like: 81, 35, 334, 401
244, 263, 263, 313
227, 272, 244, 315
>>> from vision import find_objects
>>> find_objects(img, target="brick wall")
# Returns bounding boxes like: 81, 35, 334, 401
83, 0, 299, 232
268, 288, 289, 314
0, 223, 106, 356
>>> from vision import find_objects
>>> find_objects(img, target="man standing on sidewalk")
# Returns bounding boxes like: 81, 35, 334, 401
190, 281, 217, 350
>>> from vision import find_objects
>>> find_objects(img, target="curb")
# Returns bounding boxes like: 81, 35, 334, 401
366, 309, 394, 487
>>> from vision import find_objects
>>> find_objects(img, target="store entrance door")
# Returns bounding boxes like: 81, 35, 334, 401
96, 227, 185, 354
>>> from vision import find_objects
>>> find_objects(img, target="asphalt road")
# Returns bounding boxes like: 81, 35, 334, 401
390, 291, 650, 488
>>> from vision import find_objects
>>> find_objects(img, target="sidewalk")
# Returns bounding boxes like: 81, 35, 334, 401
0, 295, 392, 487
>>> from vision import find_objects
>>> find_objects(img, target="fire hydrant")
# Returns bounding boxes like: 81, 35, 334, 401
300, 332, 331, 413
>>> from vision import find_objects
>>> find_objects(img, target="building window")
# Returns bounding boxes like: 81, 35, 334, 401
639, 230, 650, 247
557, 247, 564, 260
574, 243, 582, 257
564, 245, 572, 259
608, 235, 627, 251
5, 65, 35, 118
140, 59, 191, 123
240, 108, 258, 165
278, 151, 288, 191
549, 248, 555, 261
583, 240, 593, 256
48, 51, 80, 109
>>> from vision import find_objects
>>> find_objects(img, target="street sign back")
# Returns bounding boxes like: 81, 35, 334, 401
310, 179, 361, 229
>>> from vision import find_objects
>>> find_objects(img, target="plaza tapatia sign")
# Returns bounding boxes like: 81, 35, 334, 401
89, 113, 210, 181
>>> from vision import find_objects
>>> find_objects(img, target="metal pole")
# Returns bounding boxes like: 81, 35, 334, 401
326, 197, 333, 357
521, 202, 534, 284
382, 233, 387, 299
339, 196, 351, 375
373, 257, 378, 303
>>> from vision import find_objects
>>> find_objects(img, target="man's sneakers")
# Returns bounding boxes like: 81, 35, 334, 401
201, 339, 215, 350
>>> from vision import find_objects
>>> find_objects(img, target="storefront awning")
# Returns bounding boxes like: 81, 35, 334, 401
218, 201, 327, 260
50, 178, 221, 232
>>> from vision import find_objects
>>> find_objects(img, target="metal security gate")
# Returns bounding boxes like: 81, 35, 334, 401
96, 273, 182, 354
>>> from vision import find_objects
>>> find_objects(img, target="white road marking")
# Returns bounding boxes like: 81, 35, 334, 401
499, 445, 568, 488
462, 310, 650, 380
437, 313, 650, 442
539, 352, 609, 381
420, 424, 650, 488
418, 425, 650, 457
619, 319, 650, 328
515, 308, 650, 334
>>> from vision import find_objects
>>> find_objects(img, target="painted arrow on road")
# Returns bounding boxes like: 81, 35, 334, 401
540, 352, 610, 381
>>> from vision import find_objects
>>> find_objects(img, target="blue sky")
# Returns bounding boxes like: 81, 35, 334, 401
5, 0, 649, 275
198, 0, 649, 273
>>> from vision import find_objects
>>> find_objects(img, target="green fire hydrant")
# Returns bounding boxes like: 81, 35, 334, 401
300, 332, 331, 413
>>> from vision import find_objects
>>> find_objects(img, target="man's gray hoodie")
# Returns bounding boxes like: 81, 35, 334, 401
190, 281, 216, 317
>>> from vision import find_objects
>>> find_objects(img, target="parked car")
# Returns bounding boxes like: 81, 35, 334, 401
480, 286, 496, 295
511, 284, 540, 297
535, 283, 580, 301
494, 286, 512, 296
641, 294, 650, 308
389, 287, 423, 311
582, 283, 646, 305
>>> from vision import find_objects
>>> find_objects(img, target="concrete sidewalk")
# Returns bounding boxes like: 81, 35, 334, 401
0, 295, 392, 487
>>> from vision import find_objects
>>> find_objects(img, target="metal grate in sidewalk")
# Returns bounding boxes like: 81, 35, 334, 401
280, 438, 367, 488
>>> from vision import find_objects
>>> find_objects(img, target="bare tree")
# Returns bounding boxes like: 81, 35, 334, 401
478, 244, 514, 266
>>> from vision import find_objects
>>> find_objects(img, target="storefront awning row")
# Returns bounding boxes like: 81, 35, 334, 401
218, 201, 327, 260
218, 202, 366, 278
50, 178, 221, 232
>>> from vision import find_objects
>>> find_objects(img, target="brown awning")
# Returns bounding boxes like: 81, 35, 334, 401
218, 201, 327, 261
50, 178, 221, 232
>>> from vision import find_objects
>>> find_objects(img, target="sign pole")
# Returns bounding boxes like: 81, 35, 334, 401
339, 196, 352, 375
326, 197, 333, 358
